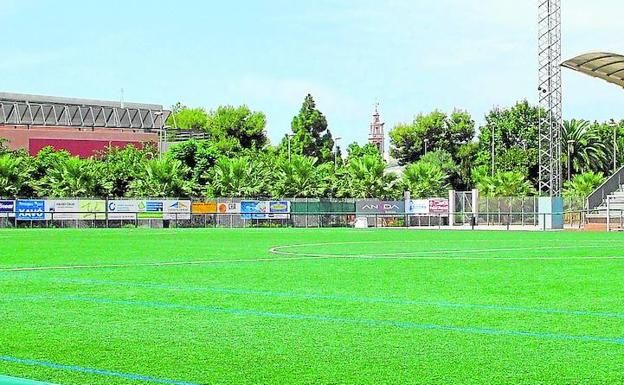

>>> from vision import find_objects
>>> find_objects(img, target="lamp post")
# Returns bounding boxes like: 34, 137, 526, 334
611, 119, 618, 173
153, 111, 165, 159
491, 125, 496, 177
334, 136, 342, 167
567, 139, 575, 182
424, 138, 429, 156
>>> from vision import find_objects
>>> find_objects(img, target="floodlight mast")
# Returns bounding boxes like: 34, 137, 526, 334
537, 0, 563, 197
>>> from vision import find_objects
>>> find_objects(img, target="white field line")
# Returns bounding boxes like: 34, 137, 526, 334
0, 256, 337, 272
269, 242, 624, 260
2, 242, 624, 273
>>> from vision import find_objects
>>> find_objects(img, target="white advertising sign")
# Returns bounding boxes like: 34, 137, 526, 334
407, 199, 430, 214
107, 200, 142, 220
48, 200, 80, 220
163, 200, 191, 220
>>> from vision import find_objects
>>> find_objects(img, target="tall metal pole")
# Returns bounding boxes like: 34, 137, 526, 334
154, 111, 164, 160
567, 140, 574, 181
613, 121, 618, 173
538, 0, 562, 196
491, 125, 495, 177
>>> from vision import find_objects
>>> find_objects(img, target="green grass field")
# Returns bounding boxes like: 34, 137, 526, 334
1, 228, 624, 385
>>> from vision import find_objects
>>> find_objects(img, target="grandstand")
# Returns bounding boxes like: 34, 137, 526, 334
562, 52, 624, 230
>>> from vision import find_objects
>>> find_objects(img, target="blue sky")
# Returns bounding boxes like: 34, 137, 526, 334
2, 0, 623, 147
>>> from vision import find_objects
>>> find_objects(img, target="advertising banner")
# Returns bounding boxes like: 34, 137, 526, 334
163, 200, 191, 220
217, 202, 240, 214
406, 199, 430, 215
0, 200, 15, 218
241, 201, 291, 219
107, 200, 142, 220
139, 200, 164, 219
356, 200, 405, 214
429, 198, 450, 215
16, 200, 46, 221
48, 200, 80, 220
192, 201, 217, 214
241, 201, 269, 219
268, 201, 290, 219
79, 200, 106, 220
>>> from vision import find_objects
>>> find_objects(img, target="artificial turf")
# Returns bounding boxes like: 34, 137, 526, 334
1, 228, 623, 385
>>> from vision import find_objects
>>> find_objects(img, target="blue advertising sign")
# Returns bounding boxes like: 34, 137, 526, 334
16, 200, 46, 221
241, 201, 269, 219
0, 200, 15, 218
269, 201, 290, 213
139, 200, 164, 219
241, 201, 290, 219
268, 201, 290, 219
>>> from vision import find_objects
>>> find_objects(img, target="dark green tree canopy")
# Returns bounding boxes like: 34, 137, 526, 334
285, 94, 334, 163
389, 109, 475, 166
475, 100, 540, 185
168, 104, 268, 151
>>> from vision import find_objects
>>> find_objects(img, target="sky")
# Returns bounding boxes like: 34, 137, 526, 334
2, 0, 624, 148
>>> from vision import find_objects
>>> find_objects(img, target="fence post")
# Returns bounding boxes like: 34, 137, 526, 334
607, 196, 611, 232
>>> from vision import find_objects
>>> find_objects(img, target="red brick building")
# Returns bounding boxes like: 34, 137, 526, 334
0, 92, 169, 158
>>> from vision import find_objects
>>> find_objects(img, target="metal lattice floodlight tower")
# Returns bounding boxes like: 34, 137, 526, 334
538, 0, 563, 197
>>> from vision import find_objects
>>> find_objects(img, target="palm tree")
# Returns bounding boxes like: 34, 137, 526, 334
41, 157, 110, 197
562, 119, 607, 177
476, 171, 535, 197
0, 154, 32, 197
401, 161, 448, 198
563, 172, 604, 199
346, 154, 397, 199
99, 144, 154, 198
129, 158, 194, 197
209, 156, 267, 198
271, 155, 321, 197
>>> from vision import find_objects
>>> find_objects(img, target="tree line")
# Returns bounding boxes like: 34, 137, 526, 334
0, 95, 621, 200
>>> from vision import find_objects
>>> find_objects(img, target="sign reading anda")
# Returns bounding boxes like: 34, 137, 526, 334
356, 200, 405, 214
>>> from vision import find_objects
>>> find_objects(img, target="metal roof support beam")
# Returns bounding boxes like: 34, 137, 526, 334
0, 94, 169, 130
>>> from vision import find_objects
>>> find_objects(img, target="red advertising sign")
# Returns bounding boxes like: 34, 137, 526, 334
428, 199, 449, 214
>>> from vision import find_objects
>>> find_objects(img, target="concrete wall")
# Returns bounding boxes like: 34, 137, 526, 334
0, 125, 158, 157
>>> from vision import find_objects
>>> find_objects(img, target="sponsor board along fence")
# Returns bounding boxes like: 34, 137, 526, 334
0, 198, 453, 229
0, 196, 590, 229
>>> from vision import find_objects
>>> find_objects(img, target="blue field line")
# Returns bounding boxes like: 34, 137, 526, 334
0, 356, 200, 385
9, 294, 624, 346
47, 277, 624, 320
0, 374, 57, 385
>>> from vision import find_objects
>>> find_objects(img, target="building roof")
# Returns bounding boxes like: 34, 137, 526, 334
0, 92, 169, 129
0, 92, 163, 110
562, 52, 624, 89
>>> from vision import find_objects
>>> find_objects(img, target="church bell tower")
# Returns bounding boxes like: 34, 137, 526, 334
368, 103, 385, 157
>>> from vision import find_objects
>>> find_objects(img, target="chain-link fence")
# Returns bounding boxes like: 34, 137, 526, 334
0, 196, 609, 230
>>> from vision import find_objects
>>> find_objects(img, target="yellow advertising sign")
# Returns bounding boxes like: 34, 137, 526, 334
79, 200, 106, 220
192, 202, 217, 214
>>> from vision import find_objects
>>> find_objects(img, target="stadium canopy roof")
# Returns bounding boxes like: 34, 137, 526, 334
562, 52, 624, 89
0, 92, 170, 130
